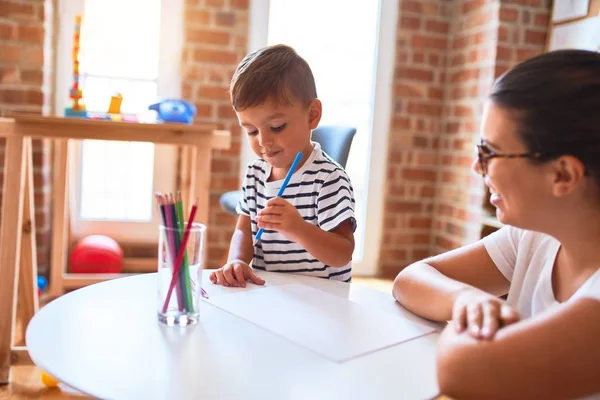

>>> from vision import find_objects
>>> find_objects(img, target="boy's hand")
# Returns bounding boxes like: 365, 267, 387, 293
452, 288, 520, 340
256, 197, 306, 240
209, 260, 265, 288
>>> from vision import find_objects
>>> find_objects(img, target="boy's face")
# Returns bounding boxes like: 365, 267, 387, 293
236, 98, 322, 170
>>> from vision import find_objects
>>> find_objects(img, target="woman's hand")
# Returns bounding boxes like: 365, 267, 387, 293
452, 288, 520, 340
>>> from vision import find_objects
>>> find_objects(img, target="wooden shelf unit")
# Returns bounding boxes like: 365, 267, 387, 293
0, 114, 231, 384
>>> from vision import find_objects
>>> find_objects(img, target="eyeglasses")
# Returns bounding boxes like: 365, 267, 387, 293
476, 143, 546, 175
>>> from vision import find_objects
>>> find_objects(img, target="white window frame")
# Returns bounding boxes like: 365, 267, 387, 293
55, 0, 183, 243
245, 0, 397, 275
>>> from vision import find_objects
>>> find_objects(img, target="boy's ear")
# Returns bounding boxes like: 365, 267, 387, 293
308, 99, 322, 129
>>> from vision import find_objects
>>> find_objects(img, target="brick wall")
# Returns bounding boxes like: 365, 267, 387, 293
379, 0, 550, 277
0, 0, 53, 275
181, 0, 248, 268
431, 0, 499, 254
378, 0, 452, 277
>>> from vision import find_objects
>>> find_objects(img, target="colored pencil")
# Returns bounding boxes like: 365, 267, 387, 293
254, 151, 303, 242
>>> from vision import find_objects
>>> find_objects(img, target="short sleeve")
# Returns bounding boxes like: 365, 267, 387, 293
482, 225, 523, 282
572, 269, 600, 303
235, 164, 252, 216
317, 169, 356, 232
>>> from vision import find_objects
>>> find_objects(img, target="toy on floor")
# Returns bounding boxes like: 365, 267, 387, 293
41, 370, 59, 387
64, 14, 87, 119
148, 99, 196, 124
70, 235, 123, 274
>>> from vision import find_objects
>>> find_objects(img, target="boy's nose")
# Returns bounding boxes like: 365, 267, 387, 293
258, 130, 273, 147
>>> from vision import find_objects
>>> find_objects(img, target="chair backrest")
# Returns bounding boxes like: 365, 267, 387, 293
311, 125, 356, 168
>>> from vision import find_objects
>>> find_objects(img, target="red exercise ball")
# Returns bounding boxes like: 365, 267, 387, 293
69, 235, 123, 274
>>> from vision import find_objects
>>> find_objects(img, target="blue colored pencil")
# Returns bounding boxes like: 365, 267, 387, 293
255, 152, 303, 242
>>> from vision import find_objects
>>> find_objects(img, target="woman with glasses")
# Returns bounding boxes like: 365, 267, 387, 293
393, 49, 600, 399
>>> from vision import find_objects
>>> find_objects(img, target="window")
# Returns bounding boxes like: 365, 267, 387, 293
56, 0, 183, 242
246, 0, 398, 274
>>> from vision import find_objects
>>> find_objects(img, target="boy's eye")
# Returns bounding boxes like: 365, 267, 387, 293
246, 130, 258, 136
271, 123, 286, 132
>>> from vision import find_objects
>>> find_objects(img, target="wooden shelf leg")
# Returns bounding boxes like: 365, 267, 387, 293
0, 137, 27, 384
48, 139, 69, 298
15, 138, 39, 346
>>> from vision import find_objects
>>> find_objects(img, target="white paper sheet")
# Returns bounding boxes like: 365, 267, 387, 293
205, 284, 436, 362
549, 17, 600, 51
552, 0, 590, 23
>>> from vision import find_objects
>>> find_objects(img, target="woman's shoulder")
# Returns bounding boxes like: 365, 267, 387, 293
492, 225, 558, 254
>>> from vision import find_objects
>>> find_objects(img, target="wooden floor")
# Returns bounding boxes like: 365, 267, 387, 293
0, 277, 403, 399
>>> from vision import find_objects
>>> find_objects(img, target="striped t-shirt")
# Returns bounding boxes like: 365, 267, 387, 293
237, 142, 356, 282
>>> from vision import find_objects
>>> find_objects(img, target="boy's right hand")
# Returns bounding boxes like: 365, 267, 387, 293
209, 260, 265, 288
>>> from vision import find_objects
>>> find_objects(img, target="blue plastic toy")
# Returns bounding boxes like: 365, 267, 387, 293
148, 99, 196, 124
37, 276, 48, 291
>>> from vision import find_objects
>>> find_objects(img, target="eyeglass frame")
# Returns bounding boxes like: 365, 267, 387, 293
475, 142, 547, 175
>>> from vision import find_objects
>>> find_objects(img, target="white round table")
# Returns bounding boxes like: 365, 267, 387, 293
26, 271, 441, 400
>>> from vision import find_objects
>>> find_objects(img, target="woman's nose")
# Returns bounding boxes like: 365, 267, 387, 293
472, 156, 483, 175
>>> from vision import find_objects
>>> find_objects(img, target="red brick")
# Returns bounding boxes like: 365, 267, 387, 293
401, 0, 422, 13
411, 34, 447, 51
420, 186, 436, 198
0, 21, 16, 39
22, 45, 43, 66
387, 200, 422, 213
0, 1, 36, 20
427, 87, 444, 101
230, 0, 249, 9
462, 0, 484, 14
186, 28, 230, 45
217, 104, 236, 119
409, 217, 432, 229
524, 29, 546, 45
407, 102, 442, 117
499, 7, 518, 22
396, 67, 434, 82
21, 69, 43, 85
402, 168, 437, 182
193, 102, 214, 117
17, 24, 44, 43
516, 48, 540, 62
452, 35, 468, 49
0, 43, 21, 63
0, 67, 19, 83
392, 117, 411, 130
425, 19, 449, 34
185, 9, 211, 25
394, 83, 424, 98
454, 105, 473, 117
400, 16, 421, 30
534, 13, 549, 28
215, 11, 236, 27
193, 48, 238, 64
413, 52, 425, 63
496, 45, 513, 62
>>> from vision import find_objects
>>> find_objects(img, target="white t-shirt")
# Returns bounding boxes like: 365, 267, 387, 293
483, 226, 600, 399
483, 225, 600, 319
237, 142, 356, 282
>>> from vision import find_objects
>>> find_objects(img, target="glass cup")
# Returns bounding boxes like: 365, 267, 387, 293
157, 222, 206, 326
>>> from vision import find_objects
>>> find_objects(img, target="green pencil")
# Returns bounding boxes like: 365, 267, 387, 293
176, 192, 194, 311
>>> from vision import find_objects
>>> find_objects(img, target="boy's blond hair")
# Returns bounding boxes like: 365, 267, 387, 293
230, 44, 317, 111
